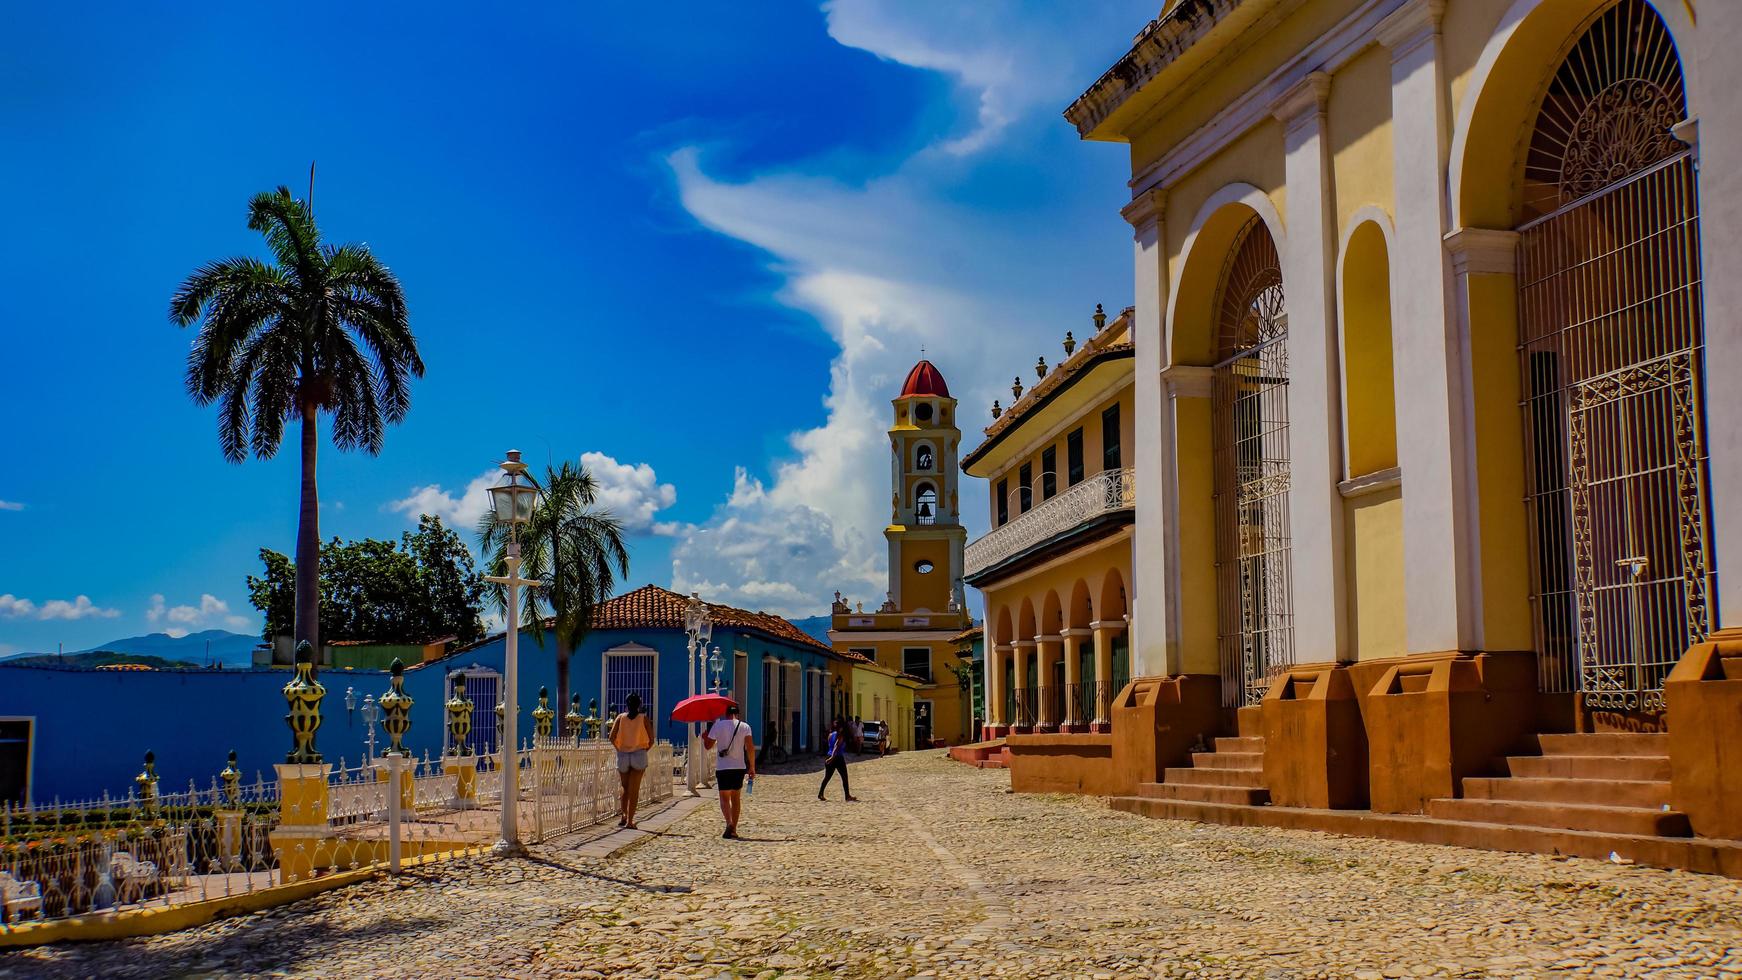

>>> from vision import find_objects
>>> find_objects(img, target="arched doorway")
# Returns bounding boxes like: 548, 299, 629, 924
1212, 215, 1295, 706
1516, 0, 1709, 713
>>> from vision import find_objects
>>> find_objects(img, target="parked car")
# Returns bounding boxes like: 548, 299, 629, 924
860, 720, 890, 754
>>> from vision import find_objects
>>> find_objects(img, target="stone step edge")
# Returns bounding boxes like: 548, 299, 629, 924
1105, 796, 1742, 880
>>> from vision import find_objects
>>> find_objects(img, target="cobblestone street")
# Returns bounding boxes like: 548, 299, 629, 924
7, 752, 1742, 979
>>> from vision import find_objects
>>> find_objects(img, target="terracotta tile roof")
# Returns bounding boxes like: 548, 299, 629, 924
443, 584, 844, 660
589, 584, 835, 653
950, 625, 983, 644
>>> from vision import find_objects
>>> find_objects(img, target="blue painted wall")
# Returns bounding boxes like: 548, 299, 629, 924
0, 623, 837, 803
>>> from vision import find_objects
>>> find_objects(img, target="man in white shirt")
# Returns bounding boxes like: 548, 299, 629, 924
702, 703, 755, 840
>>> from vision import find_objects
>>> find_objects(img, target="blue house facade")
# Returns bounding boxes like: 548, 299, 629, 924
0, 584, 842, 804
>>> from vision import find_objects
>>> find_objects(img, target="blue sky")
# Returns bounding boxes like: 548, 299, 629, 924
0, 1, 1150, 655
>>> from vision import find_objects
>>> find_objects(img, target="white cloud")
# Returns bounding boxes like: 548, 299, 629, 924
393, 457, 679, 537
0, 595, 36, 618
580, 452, 679, 535
389, 469, 500, 530
147, 593, 250, 638
663, 1, 1144, 618
37, 595, 120, 621
0, 500, 23, 511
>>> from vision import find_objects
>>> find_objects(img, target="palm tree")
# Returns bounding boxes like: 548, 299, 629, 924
481, 460, 629, 733
172, 187, 422, 652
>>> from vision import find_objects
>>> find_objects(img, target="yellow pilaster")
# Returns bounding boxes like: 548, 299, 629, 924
1035, 635, 1062, 731
270, 762, 331, 884
445, 756, 478, 809
1062, 629, 1091, 730
1012, 640, 1034, 731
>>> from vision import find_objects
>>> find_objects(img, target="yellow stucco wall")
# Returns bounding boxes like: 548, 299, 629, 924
898, 536, 956, 611
1345, 486, 1406, 661
982, 385, 1135, 529
1328, 44, 1395, 235
1340, 220, 1398, 476
983, 535, 1132, 645
1466, 271, 1534, 651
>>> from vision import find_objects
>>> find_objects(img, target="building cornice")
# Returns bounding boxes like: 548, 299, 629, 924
1064, 0, 1249, 140
1120, 187, 1167, 230
1373, 0, 1444, 55
1161, 364, 1214, 399
1269, 70, 1330, 127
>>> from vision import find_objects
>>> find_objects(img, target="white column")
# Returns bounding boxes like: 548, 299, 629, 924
1271, 72, 1347, 664
1695, 5, 1742, 627
1377, 0, 1481, 653
1123, 188, 1172, 677
1160, 363, 1211, 675
989, 644, 1012, 733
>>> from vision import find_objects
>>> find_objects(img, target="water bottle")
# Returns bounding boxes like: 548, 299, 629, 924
746, 776, 754, 796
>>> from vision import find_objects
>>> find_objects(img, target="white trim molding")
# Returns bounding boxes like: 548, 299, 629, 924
1338, 467, 1403, 499
1444, 227, 1520, 276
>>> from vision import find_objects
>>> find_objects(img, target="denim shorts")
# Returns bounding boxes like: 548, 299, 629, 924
616, 749, 648, 773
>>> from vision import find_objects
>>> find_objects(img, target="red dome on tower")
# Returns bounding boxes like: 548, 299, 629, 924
899, 360, 951, 399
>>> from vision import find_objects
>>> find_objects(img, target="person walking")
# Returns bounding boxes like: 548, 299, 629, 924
703, 703, 755, 839
851, 716, 864, 754
818, 717, 857, 802
610, 693, 654, 829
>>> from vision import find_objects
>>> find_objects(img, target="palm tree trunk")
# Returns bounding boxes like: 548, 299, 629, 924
555, 636, 572, 736
294, 400, 321, 653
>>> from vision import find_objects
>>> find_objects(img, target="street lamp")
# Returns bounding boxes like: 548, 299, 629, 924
359, 694, 380, 762
484, 449, 538, 856
709, 645, 724, 694
682, 592, 713, 795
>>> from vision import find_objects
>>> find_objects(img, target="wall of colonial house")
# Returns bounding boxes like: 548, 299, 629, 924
981, 386, 1136, 531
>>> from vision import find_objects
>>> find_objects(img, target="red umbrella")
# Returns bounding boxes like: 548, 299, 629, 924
670, 693, 736, 723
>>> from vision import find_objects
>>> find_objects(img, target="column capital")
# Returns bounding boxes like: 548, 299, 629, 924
1269, 71, 1331, 129
1374, 0, 1444, 57
1089, 620, 1128, 632
1161, 364, 1213, 398
1013, 639, 1037, 649
1444, 227, 1520, 276
1033, 634, 1063, 645
1121, 187, 1167, 231
993, 643, 1016, 654
1061, 627, 1094, 638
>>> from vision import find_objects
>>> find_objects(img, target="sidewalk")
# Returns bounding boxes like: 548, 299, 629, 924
543, 788, 715, 860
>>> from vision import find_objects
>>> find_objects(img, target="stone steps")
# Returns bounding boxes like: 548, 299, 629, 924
1106, 795, 1742, 879
1214, 736, 1264, 754
1138, 781, 1269, 806
1162, 765, 1266, 788
1190, 751, 1264, 771
1528, 732, 1670, 756
1461, 776, 1670, 808
1502, 753, 1672, 781
1426, 798, 1692, 837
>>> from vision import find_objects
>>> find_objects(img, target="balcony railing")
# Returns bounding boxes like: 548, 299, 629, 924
966, 466, 1135, 577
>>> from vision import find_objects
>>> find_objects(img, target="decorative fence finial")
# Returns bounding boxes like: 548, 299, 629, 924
135, 750, 160, 817
1036, 356, 1048, 378
220, 750, 240, 807
1012, 376, 1023, 400
533, 687, 555, 738
991, 399, 1002, 419
565, 694, 584, 738
282, 640, 325, 764
380, 658, 414, 755
446, 674, 473, 756
1093, 303, 1106, 331
1063, 330, 1076, 356
586, 698, 601, 739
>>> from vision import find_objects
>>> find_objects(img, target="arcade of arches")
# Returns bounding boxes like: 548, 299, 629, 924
971, 0, 1742, 865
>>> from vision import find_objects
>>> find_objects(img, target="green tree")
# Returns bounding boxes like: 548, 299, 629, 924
480, 460, 629, 733
173, 187, 422, 653
247, 515, 485, 645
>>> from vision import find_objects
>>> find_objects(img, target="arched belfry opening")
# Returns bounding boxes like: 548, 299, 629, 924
1211, 215, 1295, 706
1516, 0, 1708, 712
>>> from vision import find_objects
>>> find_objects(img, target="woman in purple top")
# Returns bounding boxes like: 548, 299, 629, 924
818, 717, 858, 802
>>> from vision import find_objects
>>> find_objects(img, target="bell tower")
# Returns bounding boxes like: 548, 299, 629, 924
886, 359, 967, 616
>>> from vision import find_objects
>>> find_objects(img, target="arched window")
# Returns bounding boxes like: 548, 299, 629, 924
1515, 0, 1705, 712
1211, 215, 1294, 707
915, 483, 938, 525
916, 444, 934, 471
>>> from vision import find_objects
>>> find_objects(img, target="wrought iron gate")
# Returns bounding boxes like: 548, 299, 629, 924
1517, 0, 1710, 712
1213, 216, 1295, 707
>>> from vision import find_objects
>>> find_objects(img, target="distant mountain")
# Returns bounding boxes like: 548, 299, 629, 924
787, 615, 833, 646
48, 629, 262, 667
5, 651, 207, 670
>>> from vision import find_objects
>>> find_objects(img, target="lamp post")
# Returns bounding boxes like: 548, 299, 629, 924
484, 449, 538, 856
709, 645, 724, 694
359, 694, 380, 762
682, 592, 712, 796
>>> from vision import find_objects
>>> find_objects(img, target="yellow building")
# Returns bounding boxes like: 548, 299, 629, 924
963, 307, 1134, 740
987, 0, 1742, 865
830, 360, 975, 747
